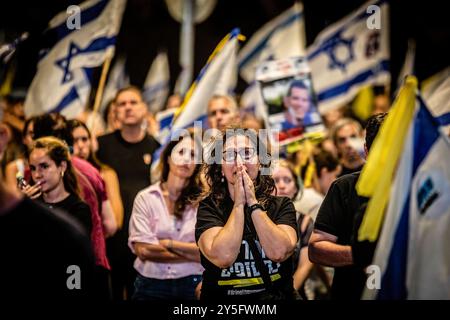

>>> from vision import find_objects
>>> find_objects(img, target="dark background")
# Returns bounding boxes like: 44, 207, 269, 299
1, 0, 449, 96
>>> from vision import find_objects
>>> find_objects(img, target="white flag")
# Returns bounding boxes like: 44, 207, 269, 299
24, 0, 126, 119
238, 2, 306, 83
171, 28, 241, 132
363, 94, 450, 300
307, 0, 390, 113
142, 51, 170, 114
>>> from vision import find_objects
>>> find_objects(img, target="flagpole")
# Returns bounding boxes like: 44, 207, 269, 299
89, 54, 113, 135
93, 54, 113, 116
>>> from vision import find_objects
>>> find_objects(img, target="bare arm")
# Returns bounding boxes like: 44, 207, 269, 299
133, 242, 188, 263
5, 162, 19, 191
293, 246, 314, 291
251, 209, 297, 262
198, 204, 245, 268
101, 200, 118, 238
241, 167, 296, 262
308, 229, 353, 267
101, 167, 124, 229
161, 239, 201, 262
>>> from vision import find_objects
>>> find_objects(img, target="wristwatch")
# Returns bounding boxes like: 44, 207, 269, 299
248, 203, 265, 215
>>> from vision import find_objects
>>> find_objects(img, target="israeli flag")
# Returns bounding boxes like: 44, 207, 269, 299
363, 94, 450, 300
150, 29, 242, 179
171, 28, 241, 132
154, 108, 175, 144
238, 2, 306, 83
142, 51, 170, 114
307, 0, 390, 113
24, 0, 126, 119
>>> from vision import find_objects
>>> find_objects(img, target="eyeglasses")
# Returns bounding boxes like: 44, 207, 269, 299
222, 147, 256, 163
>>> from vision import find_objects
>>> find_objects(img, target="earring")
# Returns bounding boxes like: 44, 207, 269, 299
61, 171, 64, 178
221, 174, 225, 183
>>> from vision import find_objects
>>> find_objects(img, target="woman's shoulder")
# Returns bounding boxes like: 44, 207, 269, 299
100, 165, 118, 180
267, 195, 292, 207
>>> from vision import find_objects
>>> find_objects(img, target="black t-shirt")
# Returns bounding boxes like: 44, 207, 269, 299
339, 163, 364, 177
292, 213, 314, 270
96, 130, 160, 233
0, 198, 95, 300
314, 172, 369, 300
39, 193, 92, 235
195, 194, 298, 301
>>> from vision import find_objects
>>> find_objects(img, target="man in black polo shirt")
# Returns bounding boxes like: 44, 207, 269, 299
96, 86, 160, 300
309, 113, 387, 299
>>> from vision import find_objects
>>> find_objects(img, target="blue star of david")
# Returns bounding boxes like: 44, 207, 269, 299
322, 32, 355, 72
55, 41, 83, 84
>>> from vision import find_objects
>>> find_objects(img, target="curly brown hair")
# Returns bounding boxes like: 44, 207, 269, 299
158, 128, 203, 219
201, 126, 275, 209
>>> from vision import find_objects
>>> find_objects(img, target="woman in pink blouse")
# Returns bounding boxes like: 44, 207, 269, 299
128, 129, 204, 300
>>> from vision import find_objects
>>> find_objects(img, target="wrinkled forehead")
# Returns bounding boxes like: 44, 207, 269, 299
224, 134, 252, 150
116, 89, 142, 102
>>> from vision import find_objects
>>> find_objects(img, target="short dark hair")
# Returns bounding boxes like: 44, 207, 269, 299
365, 112, 388, 151
114, 85, 144, 103
33, 113, 73, 147
287, 80, 308, 97
313, 150, 340, 177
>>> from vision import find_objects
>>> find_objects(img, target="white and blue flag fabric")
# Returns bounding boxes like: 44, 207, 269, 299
24, 0, 126, 119
363, 93, 450, 300
306, 0, 390, 113
238, 2, 306, 84
142, 51, 170, 114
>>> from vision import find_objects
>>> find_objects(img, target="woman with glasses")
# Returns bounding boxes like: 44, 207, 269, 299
128, 129, 204, 300
195, 127, 298, 301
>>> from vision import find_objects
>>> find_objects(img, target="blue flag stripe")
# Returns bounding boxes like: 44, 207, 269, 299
307, 0, 386, 60
49, 86, 79, 113
436, 111, 450, 126
378, 96, 440, 299
379, 198, 410, 299
316, 60, 389, 102
51, 0, 108, 42
413, 97, 441, 173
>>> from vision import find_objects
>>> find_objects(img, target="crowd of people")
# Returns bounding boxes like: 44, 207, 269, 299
0, 84, 390, 300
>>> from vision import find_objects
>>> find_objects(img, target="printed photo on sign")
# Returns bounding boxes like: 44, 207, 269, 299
256, 57, 325, 145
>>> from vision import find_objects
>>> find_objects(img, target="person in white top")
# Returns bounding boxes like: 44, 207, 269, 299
129, 128, 204, 300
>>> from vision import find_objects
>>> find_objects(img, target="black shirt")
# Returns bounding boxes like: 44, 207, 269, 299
0, 198, 95, 300
339, 163, 364, 177
39, 193, 92, 235
195, 194, 298, 301
314, 172, 369, 300
96, 130, 160, 233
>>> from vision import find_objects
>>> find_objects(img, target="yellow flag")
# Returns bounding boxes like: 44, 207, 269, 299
356, 76, 418, 241
0, 63, 15, 96
352, 85, 374, 121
